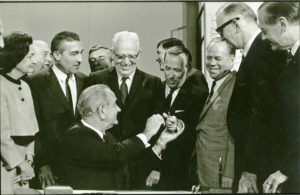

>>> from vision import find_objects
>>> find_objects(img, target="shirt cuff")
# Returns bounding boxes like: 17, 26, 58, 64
152, 146, 162, 160
136, 133, 150, 148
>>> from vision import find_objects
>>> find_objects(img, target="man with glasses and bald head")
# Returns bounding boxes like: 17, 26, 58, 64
216, 2, 287, 193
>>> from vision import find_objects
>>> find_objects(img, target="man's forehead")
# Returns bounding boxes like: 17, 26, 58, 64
59, 40, 82, 51
165, 55, 183, 66
115, 39, 138, 52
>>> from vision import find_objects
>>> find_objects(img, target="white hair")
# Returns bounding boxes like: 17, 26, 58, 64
111, 31, 140, 51
77, 84, 114, 119
32, 40, 50, 51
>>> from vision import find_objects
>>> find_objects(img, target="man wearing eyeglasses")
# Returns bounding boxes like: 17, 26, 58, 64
85, 31, 162, 189
216, 2, 287, 193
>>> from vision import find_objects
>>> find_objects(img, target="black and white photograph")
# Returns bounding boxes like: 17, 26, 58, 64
0, 1, 299, 194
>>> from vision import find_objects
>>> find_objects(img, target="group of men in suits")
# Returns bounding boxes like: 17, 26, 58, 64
19, 2, 299, 192
212, 2, 299, 193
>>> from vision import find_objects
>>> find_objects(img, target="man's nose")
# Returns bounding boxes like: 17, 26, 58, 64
123, 56, 131, 65
77, 54, 83, 63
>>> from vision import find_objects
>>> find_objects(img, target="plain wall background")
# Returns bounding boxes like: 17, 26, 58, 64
0, 2, 183, 78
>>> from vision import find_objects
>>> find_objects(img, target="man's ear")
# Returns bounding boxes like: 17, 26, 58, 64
52, 51, 61, 61
278, 17, 288, 34
233, 19, 241, 34
98, 105, 106, 120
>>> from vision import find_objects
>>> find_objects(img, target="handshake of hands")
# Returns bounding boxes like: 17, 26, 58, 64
143, 113, 184, 146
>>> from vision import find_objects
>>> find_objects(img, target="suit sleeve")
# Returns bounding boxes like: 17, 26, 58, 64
0, 92, 24, 170
60, 134, 146, 169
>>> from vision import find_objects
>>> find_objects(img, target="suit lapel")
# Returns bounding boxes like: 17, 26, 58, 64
199, 73, 235, 120
108, 68, 122, 106
48, 69, 69, 110
126, 69, 142, 108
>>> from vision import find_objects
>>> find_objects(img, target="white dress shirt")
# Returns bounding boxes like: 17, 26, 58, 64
81, 119, 150, 147
117, 70, 136, 93
291, 39, 299, 56
52, 65, 77, 112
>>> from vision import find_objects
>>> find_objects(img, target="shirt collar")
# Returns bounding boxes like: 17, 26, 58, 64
291, 39, 299, 56
52, 64, 74, 81
81, 119, 105, 140
243, 30, 261, 57
117, 69, 136, 83
165, 84, 180, 98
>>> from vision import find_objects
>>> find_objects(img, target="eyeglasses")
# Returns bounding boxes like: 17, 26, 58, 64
216, 17, 240, 37
113, 51, 140, 62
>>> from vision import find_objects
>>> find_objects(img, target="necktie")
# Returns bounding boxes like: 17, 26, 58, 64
66, 75, 74, 115
120, 77, 128, 105
206, 80, 216, 104
285, 49, 293, 66
165, 88, 175, 108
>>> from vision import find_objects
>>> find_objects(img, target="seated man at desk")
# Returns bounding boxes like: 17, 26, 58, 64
57, 84, 184, 190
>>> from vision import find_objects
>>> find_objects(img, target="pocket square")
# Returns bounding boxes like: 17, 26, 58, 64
175, 110, 185, 113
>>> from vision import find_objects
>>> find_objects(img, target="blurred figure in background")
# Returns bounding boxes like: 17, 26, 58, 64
30, 40, 53, 74
88, 45, 113, 72
1, 31, 38, 194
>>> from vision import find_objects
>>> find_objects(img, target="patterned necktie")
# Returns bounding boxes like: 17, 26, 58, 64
120, 77, 128, 105
65, 74, 74, 115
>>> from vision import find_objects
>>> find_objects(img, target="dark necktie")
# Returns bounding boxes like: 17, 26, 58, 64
165, 88, 175, 108
120, 77, 128, 105
65, 75, 74, 115
206, 80, 216, 104
285, 49, 293, 66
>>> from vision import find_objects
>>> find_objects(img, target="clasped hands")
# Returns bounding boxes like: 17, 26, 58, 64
15, 160, 35, 186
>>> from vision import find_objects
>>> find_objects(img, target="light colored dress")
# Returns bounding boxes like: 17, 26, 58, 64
1, 74, 39, 194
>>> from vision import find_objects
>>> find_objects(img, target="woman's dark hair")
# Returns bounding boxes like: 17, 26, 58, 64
0, 31, 33, 73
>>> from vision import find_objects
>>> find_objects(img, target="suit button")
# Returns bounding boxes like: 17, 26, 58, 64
21, 98, 24, 102
18, 87, 22, 90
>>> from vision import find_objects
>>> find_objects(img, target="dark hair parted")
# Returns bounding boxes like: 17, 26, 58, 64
259, 2, 300, 25
157, 38, 184, 49
50, 31, 80, 53
219, 2, 257, 23
0, 31, 32, 73
89, 45, 110, 55
208, 37, 236, 56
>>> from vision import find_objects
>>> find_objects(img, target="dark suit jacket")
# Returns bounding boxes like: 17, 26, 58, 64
57, 122, 160, 190
25, 68, 86, 169
262, 48, 299, 192
188, 68, 209, 92
85, 67, 162, 141
150, 79, 208, 190
226, 33, 286, 191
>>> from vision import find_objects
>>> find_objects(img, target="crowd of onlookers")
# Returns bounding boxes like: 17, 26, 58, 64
0, 2, 299, 194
